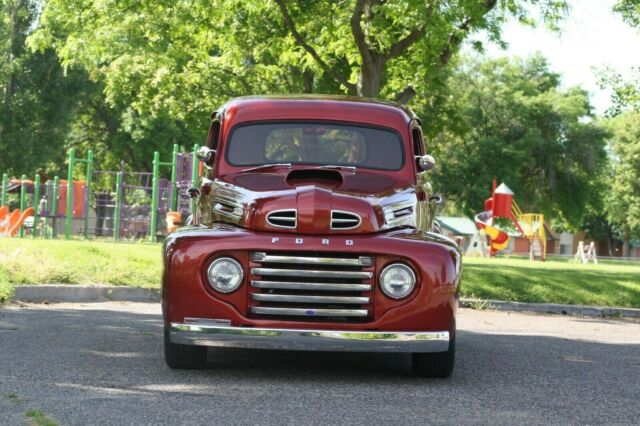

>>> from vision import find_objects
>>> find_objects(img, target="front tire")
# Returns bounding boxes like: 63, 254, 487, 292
412, 330, 455, 378
164, 326, 207, 369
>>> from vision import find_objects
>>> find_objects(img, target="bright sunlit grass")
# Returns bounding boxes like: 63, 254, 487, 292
1, 239, 639, 307
462, 257, 640, 308
0, 238, 161, 302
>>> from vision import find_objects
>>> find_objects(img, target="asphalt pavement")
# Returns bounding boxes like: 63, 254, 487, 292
1, 302, 639, 425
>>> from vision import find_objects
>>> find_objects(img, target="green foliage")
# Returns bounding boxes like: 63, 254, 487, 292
430, 55, 607, 229
30, 0, 569, 123
598, 67, 640, 115
602, 112, 640, 247
24, 409, 58, 426
614, 0, 640, 27
0, 1, 82, 176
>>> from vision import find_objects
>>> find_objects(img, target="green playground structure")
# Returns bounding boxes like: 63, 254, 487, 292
0, 144, 200, 242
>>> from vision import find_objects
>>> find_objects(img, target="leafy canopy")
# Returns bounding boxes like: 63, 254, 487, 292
602, 112, 640, 242
30, 0, 569, 126
431, 55, 607, 230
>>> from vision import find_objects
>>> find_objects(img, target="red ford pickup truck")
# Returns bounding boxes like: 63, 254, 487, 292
162, 96, 461, 378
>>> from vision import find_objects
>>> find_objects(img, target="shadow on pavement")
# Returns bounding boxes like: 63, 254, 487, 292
1, 305, 639, 424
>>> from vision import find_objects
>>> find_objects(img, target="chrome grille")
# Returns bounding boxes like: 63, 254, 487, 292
266, 209, 297, 229
331, 210, 361, 230
249, 252, 374, 321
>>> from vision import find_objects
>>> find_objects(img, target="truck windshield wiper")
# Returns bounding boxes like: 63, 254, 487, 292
241, 163, 292, 172
315, 165, 357, 172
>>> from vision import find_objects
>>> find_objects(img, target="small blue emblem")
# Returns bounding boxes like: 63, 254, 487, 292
305, 309, 314, 316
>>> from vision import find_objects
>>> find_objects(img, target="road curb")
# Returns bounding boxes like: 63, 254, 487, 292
459, 298, 640, 318
10, 285, 640, 318
13, 285, 160, 303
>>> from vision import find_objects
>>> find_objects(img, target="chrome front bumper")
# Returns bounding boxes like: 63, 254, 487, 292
169, 319, 450, 353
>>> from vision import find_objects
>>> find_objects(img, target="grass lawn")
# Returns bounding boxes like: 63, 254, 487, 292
462, 257, 640, 308
1, 238, 639, 308
0, 238, 161, 302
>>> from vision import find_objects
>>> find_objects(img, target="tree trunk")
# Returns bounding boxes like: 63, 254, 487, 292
303, 69, 314, 93
358, 56, 384, 98
622, 227, 631, 258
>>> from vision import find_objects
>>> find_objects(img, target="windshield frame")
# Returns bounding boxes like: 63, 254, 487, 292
223, 120, 407, 172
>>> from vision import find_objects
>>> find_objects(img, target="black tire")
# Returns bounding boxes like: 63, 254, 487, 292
164, 326, 207, 369
412, 330, 455, 378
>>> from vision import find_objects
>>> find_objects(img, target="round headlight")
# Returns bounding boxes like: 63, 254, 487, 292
207, 257, 243, 293
379, 263, 416, 299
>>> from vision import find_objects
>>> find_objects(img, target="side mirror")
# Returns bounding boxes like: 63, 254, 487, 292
196, 146, 216, 165
428, 194, 443, 205
415, 155, 435, 172
186, 187, 200, 199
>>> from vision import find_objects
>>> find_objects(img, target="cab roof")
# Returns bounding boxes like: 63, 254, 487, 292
218, 95, 417, 129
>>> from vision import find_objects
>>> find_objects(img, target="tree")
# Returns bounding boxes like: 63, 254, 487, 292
0, 0, 85, 176
602, 112, 640, 257
30, 0, 568, 130
430, 55, 607, 229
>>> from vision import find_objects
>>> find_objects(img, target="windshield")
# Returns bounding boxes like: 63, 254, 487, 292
226, 122, 405, 171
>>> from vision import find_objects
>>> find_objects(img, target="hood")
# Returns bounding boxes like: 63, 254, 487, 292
209, 169, 417, 234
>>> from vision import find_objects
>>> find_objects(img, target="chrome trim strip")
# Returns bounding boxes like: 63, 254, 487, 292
382, 200, 416, 228
266, 209, 297, 229
252, 294, 370, 304
330, 210, 362, 230
251, 307, 368, 317
213, 202, 243, 220
251, 280, 371, 291
251, 268, 373, 279
251, 253, 372, 267
170, 321, 450, 353
382, 199, 415, 212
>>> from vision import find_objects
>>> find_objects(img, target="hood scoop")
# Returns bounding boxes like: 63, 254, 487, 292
286, 169, 343, 187
331, 210, 361, 230
266, 209, 297, 229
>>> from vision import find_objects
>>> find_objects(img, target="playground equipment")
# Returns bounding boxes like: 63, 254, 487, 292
0, 144, 199, 241
574, 241, 598, 264
0, 205, 34, 237
470, 181, 547, 261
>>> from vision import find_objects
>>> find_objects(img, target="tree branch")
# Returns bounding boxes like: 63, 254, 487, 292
350, 0, 373, 64
385, 27, 425, 60
438, 0, 497, 67
394, 85, 416, 105
275, 0, 357, 94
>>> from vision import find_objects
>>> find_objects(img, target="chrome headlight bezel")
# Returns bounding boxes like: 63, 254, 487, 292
379, 263, 417, 299
206, 257, 244, 294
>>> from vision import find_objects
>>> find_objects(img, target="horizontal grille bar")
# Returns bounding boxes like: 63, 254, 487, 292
251, 253, 372, 267
251, 307, 368, 317
251, 280, 371, 291
252, 294, 370, 304
251, 268, 373, 279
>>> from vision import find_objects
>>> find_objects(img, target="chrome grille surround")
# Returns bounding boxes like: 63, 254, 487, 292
249, 252, 374, 321
330, 210, 362, 230
266, 209, 297, 229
